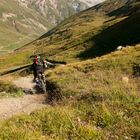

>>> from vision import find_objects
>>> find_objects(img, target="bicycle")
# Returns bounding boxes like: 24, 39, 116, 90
36, 72, 47, 94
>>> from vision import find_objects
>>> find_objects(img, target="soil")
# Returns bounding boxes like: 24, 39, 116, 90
0, 76, 48, 120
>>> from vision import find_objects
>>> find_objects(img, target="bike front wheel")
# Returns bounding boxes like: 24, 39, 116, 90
41, 79, 47, 94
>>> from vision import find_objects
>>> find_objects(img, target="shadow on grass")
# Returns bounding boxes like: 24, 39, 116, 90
108, 1, 140, 17
45, 80, 63, 104
0, 64, 31, 76
78, 13, 140, 60
19, 79, 63, 104
133, 63, 140, 77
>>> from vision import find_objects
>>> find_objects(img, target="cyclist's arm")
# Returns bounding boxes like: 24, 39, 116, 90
46, 61, 55, 66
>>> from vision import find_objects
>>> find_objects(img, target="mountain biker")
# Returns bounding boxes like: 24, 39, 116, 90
32, 55, 47, 82
32, 55, 54, 82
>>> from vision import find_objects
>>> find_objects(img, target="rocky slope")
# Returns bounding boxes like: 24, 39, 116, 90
17, 0, 105, 26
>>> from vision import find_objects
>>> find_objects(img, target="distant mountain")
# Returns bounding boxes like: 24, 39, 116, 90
79, 0, 105, 7
17, 0, 105, 25
0, 0, 105, 53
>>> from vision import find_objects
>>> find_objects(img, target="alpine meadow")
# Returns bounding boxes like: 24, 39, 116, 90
0, 0, 140, 140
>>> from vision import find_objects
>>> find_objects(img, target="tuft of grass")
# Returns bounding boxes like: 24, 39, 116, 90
0, 108, 101, 140
0, 80, 24, 98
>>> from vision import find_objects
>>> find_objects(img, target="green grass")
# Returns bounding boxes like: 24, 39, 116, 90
0, 80, 24, 98
0, 107, 101, 140
0, 1, 140, 139
0, 45, 140, 139
78, 13, 140, 59
0, 90, 24, 98
1, 11, 139, 71
0, 15, 125, 71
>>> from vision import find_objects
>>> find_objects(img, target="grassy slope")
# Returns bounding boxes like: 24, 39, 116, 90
0, 0, 139, 71
0, 45, 140, 139
0, 0, 140, 139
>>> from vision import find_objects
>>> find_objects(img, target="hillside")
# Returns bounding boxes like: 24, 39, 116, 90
0, 0, 103, 54
0, 0, 139, 72
0, 44, 140, 139
0, 0, 140, 139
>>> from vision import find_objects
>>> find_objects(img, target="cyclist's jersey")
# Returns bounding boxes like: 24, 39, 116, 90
34, 59, 46, 73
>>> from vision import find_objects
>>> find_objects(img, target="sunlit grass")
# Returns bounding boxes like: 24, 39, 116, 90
0, 45, 139, 139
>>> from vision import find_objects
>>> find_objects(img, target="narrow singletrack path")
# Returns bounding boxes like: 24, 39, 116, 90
0, 94, 47, 120
0, 76, 48, 120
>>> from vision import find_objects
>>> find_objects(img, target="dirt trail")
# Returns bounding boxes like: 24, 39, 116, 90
0, 76, 48, 120
0, 94, 47, 120
13, 77, 36, 93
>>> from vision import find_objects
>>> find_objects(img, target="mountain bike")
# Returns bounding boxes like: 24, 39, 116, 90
36, 72, 47, 94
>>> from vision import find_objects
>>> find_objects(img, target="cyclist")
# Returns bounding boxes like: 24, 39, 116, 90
32, 55, 54, 82
32, 55, 47, 82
